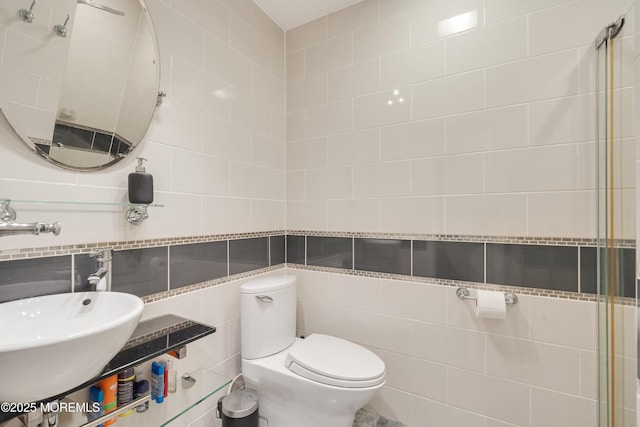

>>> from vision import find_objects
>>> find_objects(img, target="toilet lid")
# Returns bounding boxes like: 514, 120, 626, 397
284, 334, 385, 388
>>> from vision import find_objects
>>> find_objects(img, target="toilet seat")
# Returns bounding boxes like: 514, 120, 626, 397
284, 334, 385, 388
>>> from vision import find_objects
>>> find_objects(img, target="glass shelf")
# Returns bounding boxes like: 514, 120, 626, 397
0, 198, 163, 225
3, 199, 164, 208
64, 315, 216, 397
116, 368, 231, 427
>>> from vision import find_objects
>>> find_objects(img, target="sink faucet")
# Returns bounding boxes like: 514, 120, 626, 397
88, 249, 111, 291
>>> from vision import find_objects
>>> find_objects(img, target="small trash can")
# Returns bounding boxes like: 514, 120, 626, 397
216, 389, 259, 427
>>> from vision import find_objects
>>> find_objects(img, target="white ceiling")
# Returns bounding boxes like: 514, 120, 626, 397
254, 0, 366, 31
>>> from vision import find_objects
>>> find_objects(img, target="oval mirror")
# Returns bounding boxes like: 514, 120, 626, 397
0, 0, 160, 171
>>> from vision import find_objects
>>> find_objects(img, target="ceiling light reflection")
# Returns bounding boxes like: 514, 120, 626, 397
437, 10, 478, 38
387, 89, 405, 107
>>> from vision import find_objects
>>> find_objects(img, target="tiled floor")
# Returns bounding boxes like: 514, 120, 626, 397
353, 407, 408, 427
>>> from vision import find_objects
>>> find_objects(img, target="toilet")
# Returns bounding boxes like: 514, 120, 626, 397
240, 275, 386, 427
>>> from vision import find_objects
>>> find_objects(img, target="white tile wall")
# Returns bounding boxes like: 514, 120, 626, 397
286, 0, 636, 240
292, 268, 635, 427
0, 0, 285, 251
285, 2, 637, 425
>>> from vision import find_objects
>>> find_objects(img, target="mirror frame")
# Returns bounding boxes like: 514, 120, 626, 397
1, 0, 162, 172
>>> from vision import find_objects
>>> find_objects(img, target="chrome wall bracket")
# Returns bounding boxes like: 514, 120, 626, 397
0, 200, 61, 237
594, 15, 625, 49
0, 199, 16, 222
18, 0, 36, 23
156, 91, 167, 106
53, 15, 70, 38
127, 205, 149, 225
456, 287, 518, 306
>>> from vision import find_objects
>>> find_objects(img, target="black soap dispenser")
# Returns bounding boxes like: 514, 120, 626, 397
128, 157, 154, 204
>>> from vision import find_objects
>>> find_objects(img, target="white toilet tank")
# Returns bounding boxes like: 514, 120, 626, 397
241, 275, 297, 359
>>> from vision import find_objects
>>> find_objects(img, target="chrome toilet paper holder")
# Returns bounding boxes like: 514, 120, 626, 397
456, 287, 518, 306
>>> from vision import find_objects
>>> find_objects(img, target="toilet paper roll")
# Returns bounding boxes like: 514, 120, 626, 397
475, 290, 506, 319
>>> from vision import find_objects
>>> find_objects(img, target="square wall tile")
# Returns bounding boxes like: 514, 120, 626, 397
353, 14, 410, 62
328, 0, 380, 37
446, 17, 527, 75
413, 241, 484, 282
328, 199, 380, 233
487, 244, 578, 292
486, 335, 580, 394
447, 367, 529, 426
485, 50, 579, 108
307, 236, 353, 269
305, 33, 352, 77
229, 237, 269, 275
412, 70, 484, 120
445, 194, 528, 236
170, 241, 228, 289
445, 105, 528, 155
381, 41, 445, 89
112, 247, 168, 297
380, 197, 445, 235
354, 86, 412, 130
0, 256, 72, 302
531, 387, 597, 427
327, 129, 380, 166
412, 321, 485, 372
328, 59, 380, 102
353, 161, 411, 198
354, 238, 411, 275
410, 0, 485, 46
380, 118, 446, 161
286, 16, 328, 54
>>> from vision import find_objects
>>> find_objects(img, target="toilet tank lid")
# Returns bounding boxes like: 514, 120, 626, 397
240, 275, 296, 294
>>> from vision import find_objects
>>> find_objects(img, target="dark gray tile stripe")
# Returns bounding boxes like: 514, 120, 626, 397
2, 236, 276, 302
307, 236, 353, 269
579, 247, 635, 297
285, 235, 633, 296
270, 235, 285, 266
0, 255, 72, 303
413, 241, 484, 283
1, 233, 634, 302
354, 238, 410, 275
170, 241, 227, 290
486, 244, 578, 292
112, 247, 169, 297
229, 237, 269, 276
286, 235, 305, 264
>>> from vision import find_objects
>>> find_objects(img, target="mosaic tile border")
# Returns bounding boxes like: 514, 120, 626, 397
0, 230, 286, 260
287, 264, 636, 306
287, 230, 635, 248
2, 229, 633, 260
138, 261, 636, 307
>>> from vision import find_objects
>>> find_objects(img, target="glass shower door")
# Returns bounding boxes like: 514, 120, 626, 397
594, 15, 632, 427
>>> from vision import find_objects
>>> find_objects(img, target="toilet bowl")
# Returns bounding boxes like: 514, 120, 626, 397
240, 275, 385, 427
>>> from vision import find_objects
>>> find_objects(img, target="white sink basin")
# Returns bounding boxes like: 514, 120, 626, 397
0, 292, 143, 402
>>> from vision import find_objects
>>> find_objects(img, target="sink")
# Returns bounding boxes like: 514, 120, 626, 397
0, 292, 143, 402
